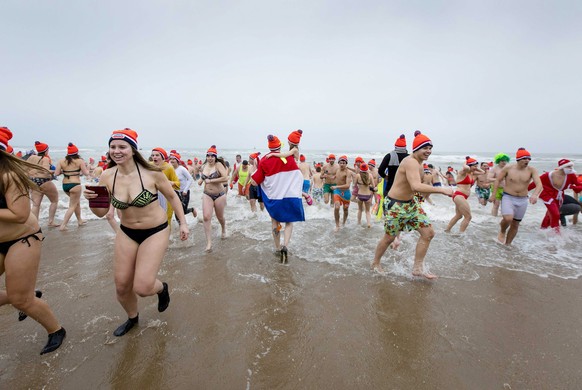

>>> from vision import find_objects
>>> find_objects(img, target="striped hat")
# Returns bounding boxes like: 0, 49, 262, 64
465, 156, 478, 166
515, 148, 531, 161
153, 147, 168, 160
35, 140, 49, 153
412, 130, 432, 152
267, 135, 281, 151
110, 128, 138, 150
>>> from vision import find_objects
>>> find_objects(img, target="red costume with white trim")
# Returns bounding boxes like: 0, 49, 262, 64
529, 171, 582, 230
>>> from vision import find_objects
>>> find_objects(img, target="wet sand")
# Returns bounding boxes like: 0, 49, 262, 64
1, 219, 582, 389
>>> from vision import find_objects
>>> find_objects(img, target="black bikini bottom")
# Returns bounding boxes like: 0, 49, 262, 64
120, 222, 168, 245
204, 191, 225, 202
0, 229, 43, 256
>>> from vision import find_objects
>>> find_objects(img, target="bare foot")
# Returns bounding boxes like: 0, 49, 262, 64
48, 222, 60, 227
221, 230, 227, 239
205, 245, 212, 253
367, 224, 372, 229
334, 225, 340, 232
370, 264, 385, 275
59, 225, 68, 231
497, 232, 506, 244
412, 268, 438, 280
78, 220, 87, 226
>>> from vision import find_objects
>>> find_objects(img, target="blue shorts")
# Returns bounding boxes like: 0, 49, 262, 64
302, 179, 311, 194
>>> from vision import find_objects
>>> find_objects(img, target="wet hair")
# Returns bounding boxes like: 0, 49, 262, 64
0, 150, 49, 198
107, 145, 161, 172
242, 160, 249, 165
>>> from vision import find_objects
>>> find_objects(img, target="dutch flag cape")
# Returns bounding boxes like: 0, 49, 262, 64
251, 153, 305, 223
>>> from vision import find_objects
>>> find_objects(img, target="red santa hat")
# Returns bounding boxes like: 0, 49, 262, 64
558, 159, 574, 169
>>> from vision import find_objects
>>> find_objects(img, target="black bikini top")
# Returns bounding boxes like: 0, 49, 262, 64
110, 164, 158, 210
201, 171, 220, 180
62, 168, 81, 179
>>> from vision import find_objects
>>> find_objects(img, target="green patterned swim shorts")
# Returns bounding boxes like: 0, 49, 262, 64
383, 197, 431, 236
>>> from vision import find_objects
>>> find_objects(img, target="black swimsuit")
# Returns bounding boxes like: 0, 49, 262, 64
0, 194, 43, 255
201, 171, 225, 201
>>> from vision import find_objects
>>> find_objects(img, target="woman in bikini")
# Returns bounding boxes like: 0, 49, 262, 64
55, 143, 90, 230
445, 156, 485, 233
197, 145, 228, 252
0, 127, 66, 355
84, 129, 189, 337
354, 163, 376, 228
27, 141, 59, 227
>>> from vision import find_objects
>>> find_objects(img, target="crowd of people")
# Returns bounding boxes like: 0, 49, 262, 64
1, 125, 581, 355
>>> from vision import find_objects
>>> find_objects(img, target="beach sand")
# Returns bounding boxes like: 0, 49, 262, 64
1, 219, 582, 389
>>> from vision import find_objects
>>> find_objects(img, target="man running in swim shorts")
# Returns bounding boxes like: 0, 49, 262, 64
475, 161, 492, 206
490, 148, 542, 245
321, 154, 339, 207
331, 155, 352, 231
371, 131, 453, 279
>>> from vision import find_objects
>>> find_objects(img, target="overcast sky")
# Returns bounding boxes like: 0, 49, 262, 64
2, 0, 581, 154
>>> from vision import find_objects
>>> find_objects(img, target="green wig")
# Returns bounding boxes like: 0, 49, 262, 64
494, 153, 510, 165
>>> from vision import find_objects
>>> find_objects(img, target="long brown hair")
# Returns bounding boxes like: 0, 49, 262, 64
360, 171, 370, 186
107, 147, 161, 172
65, 154, 81, 165
0, 150, 49, 198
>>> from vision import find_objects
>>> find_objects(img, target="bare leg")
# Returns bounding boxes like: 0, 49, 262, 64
214, 194, 227, 238
364, 200, 372, 228
342, 205, 349, 226
505, 220, 521, 246
492, 198, 500, 217
30, 190, 44, 220
283, 223, 293, 247
202, 194, 214, 251
371, 233, 396, 273
334, 203, 341, 231
43, 182, 60, 226
357, 201, 363, 225
498, 215, 512, 244
271, 219, 281, 251
2, 236, 61, 333
60, 186, 83, 230
412, 226, 437, 279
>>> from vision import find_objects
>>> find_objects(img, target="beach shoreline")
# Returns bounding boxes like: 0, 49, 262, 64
1, 219, 581, 389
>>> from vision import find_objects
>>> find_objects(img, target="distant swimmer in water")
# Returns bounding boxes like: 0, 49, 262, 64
84, 129, 188, 337
27, 140, 60, 227
445, 156, 485, 234
54, 142, 90, 230
0, 126, 66, 355
490, 148, 542, 246
371, 131, 453, 279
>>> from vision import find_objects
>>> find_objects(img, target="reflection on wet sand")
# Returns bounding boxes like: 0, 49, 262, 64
1, 220, 582, 389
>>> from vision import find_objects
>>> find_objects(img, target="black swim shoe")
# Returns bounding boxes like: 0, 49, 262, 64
18, 290, 43, 321
157, 282, 170, 312
280, 246, 288, 264
40, 327, 66, 355
113, 315, 139, 337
